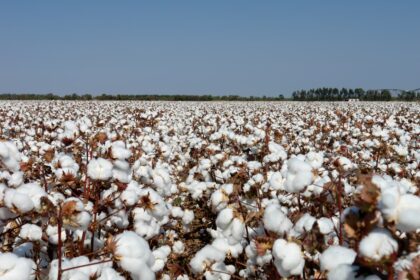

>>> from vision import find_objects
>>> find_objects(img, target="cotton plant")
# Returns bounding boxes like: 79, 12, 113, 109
132, 188, 169, 239
0, 252, 36, 280
272, 239, 305, 277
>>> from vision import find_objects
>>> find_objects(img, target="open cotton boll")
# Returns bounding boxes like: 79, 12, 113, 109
327, 264, 358, 280
359, 229, 398, 261
97, 267, 125, 280
113, 231, 155, 280
211, 237, 244, 258
337, 157, 355, 171
53, 154, 79, 172
263, 203, 292, 235
19, 224, 42, 241
317, 217, 335, 235
46, 224, 67, 244
378, 183, 420, 232
133, 208, 160, 239
0, 252, 36, 280
170, 206, 184, 218
245, 240, 273, 266
112, 166, 130, 183
4, 189, 34, 214
283, 158, 314, 193
173, 240, 185, 254
7, 171, 24, 187
151, 245, 171, 272
182, 209, 194, 225
210, 184, 233, 213
272, 239, 305, 277
305, 151, 324, 169
87, 158, 113, 181
263, 141, 287, 163
151, 167, 176, 197
394, 194, 420, 232
393, 144, 408, 157
61, 198, 91, 230
15, 183, 46, 211
133, 189, 170, 239
320, 246, 357, 272
328, 264, 381, 280
120, 184, 140, 207
190, 245, 226, 274
216, 208, 234, 230
268, 172, 284, 191
49, 256, 112, 280
110, 141, 132, 160
204, 262, 235, 280
182, 181, 213, 199
290, 213, 316, 237
0, 141, 21, 172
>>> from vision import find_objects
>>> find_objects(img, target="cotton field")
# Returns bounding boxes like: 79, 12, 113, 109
0, 101, 419, 280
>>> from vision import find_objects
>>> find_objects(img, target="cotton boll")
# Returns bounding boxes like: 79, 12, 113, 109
263, 141, 287, 163
204, 262, 235, 280
216, 208, 234, 230
112, 166, 130, 183
283, 158, 314, 193
87, 158, 113, 181
393, 144, 408, 157
190, 245, 226, 274
0, 141, 21, 172
46, 224, 67, 244
113, 231, 155, 279
327, 264, 358, 280
151, 245, 171, 272
359, 229, 398, 261
151, 167, 174, 197
0, 252, 36, 280
49, 256, 98, 280
61, 198, 92, 230
263, 203, 292, 235
182, 209, 194, 225
291, 213, 316, 236
4, 189, 34, 214
320, 246, 357, 272
395, 194, 420, 232
97, 267, 125, 280
15, 183, 46, 211
337, 157, 355, 171
272, 239, 305, 277
210, 184, 233, 213
110, 141, 132, 160
211, 237, 244, 258
7, 172, 24, 188
306, 151, 324, 169
173, 240, 185, 254
132, 189, 169, 239
120, 189, 139, 207
317, 218, 335, 235
171, 206, 184, 218
268, 172, 284, 191
245, 240, 273, 266
133, 207, 160, 239
376, 175, 420, 231
19, 224, 42, 241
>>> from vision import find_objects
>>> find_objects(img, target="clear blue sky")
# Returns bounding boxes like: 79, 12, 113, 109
1, 1, 419, 96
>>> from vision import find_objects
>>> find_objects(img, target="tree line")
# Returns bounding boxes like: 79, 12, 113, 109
0, 89, 419, 101
0, 93, 285, 101
291, 88, 419, 101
